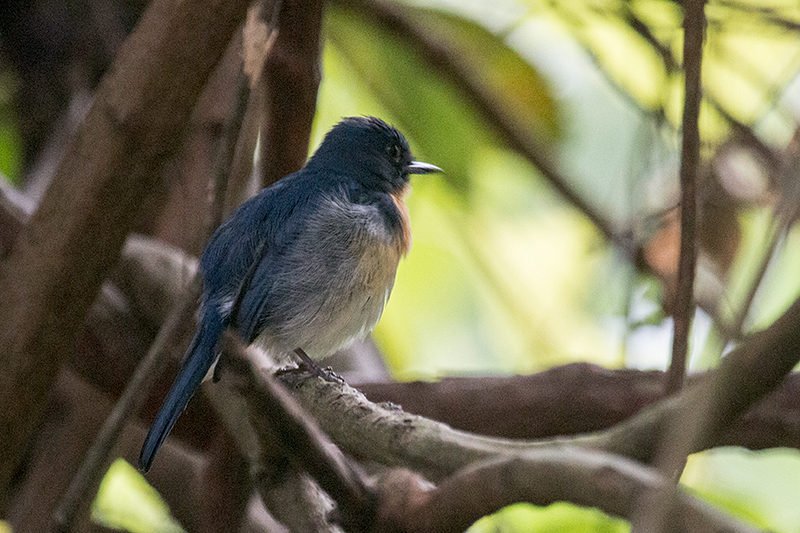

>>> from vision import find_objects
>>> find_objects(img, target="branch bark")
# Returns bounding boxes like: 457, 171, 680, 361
0, 0, 250, 506
668, 0, 706, 394
372, 450, 761, 533
257, 0, 325, 188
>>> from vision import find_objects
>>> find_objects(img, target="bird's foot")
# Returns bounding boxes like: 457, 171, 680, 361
276, 363, 345, 387
293, 348, 345, 383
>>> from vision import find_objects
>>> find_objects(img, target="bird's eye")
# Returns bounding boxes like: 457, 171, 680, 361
386, 144, 403, 163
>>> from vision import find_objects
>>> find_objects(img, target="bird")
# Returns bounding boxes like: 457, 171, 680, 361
139, 116, 441, 472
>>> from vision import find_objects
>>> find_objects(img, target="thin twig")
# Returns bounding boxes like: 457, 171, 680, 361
553, 2, 780, 169
51, 282, 200, 532
712, 0, 800, 32
728, 220, 781, 337
639, 5, 708, 528
667, 0, 706, 395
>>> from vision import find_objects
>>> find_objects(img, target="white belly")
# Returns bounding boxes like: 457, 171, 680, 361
252, 194, 404, 362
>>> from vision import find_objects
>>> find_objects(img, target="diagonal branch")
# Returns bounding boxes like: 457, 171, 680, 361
0, 0, 251, 507
221, 331, 377, 531
52, 282, 201, 532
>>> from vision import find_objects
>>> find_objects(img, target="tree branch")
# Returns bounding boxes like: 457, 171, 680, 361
373, 450, 762, 533
668, 0, 706, 394
257, 0, 325, 188
0, 0, 251, 506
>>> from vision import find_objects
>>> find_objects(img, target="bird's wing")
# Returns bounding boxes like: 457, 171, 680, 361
226, 176, 319, 343
234, 200, 315, 343
139, 181, 299, 472
200, 192, 275, 308
236, 251, 277, 343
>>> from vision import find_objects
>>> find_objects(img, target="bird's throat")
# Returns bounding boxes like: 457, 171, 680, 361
389, 185, 412, 255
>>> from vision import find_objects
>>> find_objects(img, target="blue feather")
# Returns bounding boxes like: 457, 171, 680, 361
139, 308, 225, 472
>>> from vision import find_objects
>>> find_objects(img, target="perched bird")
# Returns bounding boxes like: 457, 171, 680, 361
139, 116, 440, 472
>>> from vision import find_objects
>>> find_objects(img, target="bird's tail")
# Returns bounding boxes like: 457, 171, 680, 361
138, 312, 224, 472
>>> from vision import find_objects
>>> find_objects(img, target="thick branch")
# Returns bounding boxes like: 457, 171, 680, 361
374, 450, 761, 533
280, 296, 800, 479
357, 367, 800, 451
0, 0, 250, 505
257, 0, 325, 187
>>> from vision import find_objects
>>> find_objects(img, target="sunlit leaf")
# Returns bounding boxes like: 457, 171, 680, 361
92, 459, 185, 533
403, 8, 562, 140
468, 501, 629, 532
541, 0, 800, 145
0, 70, 22, 183
683, 448, 800, 533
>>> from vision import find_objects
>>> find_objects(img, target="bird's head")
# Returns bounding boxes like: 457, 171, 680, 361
307, 116, 441, 194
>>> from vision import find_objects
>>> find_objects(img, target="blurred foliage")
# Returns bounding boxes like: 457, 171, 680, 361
320, 0, 632, 375
468, 502, 629, 532
92, 459, 185, 533
533, 0, 800, 144
0, 70, 22, 183
683, 448, 800, 533
315, 0, 800, 530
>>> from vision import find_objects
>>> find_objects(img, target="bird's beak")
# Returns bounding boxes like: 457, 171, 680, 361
408, 161, 443, 175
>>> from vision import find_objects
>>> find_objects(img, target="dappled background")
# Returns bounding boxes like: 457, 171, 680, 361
3, 0, 800, 531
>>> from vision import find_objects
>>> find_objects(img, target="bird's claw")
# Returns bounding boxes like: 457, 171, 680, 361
276, 363, 345, 387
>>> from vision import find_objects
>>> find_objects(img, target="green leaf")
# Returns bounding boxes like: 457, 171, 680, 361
468, 502, 630, 532
405, 7, 562, 141
91, 459, 185, 533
